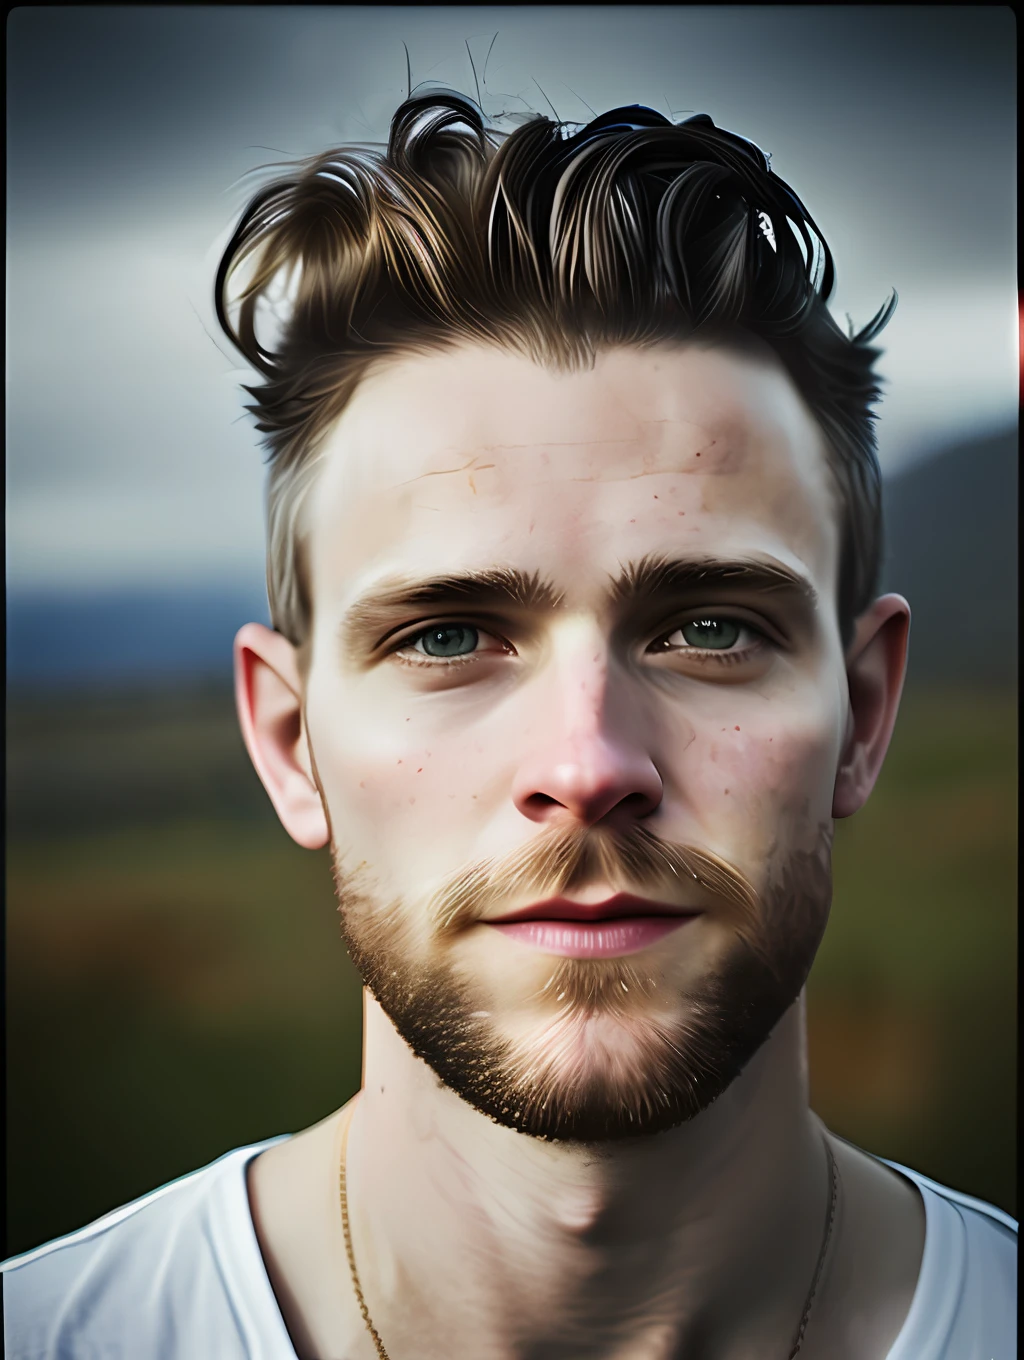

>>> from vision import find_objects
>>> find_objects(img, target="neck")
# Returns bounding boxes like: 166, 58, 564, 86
348, 989, 829, 1359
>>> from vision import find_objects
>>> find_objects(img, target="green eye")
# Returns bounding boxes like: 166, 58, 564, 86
417, 625, 479, 657
679, 618, 741, 649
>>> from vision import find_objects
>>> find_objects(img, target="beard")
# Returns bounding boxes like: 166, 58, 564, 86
333, 820, 833, 1143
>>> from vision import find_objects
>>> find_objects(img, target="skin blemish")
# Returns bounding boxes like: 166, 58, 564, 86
734, 726, 741, 731
399, 457, 477, 485
417, 768, 423, 773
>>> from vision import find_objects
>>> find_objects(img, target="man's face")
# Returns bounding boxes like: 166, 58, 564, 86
300, 341, 849, 1140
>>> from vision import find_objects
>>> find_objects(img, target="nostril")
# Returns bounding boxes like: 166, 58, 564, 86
512, 741, 665, 826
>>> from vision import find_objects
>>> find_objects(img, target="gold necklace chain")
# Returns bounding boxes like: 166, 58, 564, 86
339, 1103, 389, 1360
788, 1137, 839, 1359
339, 1103, 839, 1360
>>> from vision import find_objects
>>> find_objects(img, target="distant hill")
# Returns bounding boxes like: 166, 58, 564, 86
881, 425, 1017, 687
6, 584, 270, 689
6, 425, 1017, 689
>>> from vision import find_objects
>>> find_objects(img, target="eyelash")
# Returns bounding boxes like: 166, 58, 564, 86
391, 629, 506, 670
649, 619, 770, 665
389, 616, 771, 669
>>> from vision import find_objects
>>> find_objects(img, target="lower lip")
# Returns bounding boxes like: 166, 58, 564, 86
488, 915, 697, 959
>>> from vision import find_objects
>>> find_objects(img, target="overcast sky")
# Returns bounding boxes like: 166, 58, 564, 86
6, 5, 1017, 590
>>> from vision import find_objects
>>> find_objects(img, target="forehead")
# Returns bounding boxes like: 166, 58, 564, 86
305, 341, 840, 610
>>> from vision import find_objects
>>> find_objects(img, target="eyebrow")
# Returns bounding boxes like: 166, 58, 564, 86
607, 552, 817, 609
341, 553, 817, 653
342, 568, 565, 652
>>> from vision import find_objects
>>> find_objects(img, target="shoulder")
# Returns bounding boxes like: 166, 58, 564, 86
879, 1158, 1016, 1360
2, 1139, 295, 1360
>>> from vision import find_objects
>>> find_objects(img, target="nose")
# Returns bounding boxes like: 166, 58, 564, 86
511, 654, 664, 829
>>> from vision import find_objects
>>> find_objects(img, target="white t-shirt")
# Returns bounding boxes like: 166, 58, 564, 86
2, 1137, 1016, 1359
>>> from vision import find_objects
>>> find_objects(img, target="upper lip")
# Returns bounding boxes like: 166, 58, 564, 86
488, 893, 701, 924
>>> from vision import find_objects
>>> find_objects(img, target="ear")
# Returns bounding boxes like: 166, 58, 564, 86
832, 594, 911, 819
234, 622, 329, 849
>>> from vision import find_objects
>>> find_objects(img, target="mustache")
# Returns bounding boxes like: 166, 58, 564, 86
427, 822, 758, 934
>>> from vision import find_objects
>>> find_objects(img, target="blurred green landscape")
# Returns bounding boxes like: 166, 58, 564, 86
5, 679, 1017, 1256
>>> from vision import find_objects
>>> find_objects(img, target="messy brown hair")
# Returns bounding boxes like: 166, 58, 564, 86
215, 91, 895, 651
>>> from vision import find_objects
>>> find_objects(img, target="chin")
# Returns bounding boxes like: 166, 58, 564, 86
492, 1003, 724, 1141
359, 940, 792, 1142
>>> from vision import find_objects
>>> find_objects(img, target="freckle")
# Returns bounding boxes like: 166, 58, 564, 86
629, 518, 636, 523
724, 788, 730, 795
695, 452, 701, 457
653, 494, 658, 499
677, 511, 685, 516
397, 759, 402, 764
359, 781, 365, 788
416, 767, 423, 773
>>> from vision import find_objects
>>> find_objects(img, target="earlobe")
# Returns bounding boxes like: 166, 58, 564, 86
234, 622, 330, 850
832, 594, 911, 819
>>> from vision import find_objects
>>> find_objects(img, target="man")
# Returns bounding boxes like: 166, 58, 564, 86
3, 91, 1015, 1359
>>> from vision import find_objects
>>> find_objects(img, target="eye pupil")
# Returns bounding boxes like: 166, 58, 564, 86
420, 625, 478, 657
681, 618, 740, 649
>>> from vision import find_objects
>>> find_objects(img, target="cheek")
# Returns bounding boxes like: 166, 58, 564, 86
680, 688, 843, 848
304, 679, 512, 886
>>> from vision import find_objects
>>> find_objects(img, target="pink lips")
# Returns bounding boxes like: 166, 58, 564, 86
487, 893, 700, 959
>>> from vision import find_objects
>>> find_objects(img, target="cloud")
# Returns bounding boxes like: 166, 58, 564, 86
860, 281, 1019, 472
